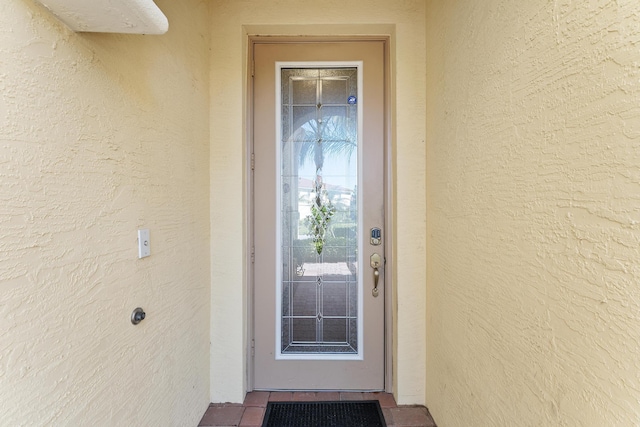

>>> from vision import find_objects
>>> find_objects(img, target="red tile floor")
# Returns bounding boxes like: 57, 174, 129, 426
198, 391, 437, 427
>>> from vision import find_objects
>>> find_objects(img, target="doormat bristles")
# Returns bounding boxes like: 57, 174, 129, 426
261, 400, 386, 427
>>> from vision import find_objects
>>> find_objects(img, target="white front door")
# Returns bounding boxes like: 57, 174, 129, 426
252, 40, 386, 390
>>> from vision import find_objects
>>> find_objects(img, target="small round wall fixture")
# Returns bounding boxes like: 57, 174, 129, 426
131, 307, 146, 325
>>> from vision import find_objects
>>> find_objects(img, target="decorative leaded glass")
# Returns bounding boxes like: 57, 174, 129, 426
280, 68, 359, 354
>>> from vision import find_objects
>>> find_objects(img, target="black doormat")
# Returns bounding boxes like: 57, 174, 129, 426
261, 400, 387, 427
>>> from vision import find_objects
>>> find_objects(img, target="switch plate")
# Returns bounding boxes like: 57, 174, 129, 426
138, 229, 150, 258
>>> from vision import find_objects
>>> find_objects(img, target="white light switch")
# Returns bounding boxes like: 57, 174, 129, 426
138, 229, 150, 258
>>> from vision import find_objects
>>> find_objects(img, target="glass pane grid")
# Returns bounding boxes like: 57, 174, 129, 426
280, 67, 359, 356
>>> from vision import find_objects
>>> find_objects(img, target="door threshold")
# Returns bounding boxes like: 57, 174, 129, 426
252, 389, 386, 393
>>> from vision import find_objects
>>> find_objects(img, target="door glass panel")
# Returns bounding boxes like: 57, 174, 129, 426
321, 79, 348, 105
280, 67, 359, 355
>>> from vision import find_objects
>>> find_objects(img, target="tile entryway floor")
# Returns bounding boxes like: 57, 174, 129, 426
198, 391, 437, 427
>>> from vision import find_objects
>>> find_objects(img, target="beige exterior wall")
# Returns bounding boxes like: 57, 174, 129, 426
0, 0, 210, 425
8, 0, 640, 423
426, 1, 640, 426
209, 0, 427, 404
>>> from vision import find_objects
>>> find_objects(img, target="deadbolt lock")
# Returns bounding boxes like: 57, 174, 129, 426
370, 228, 382, 246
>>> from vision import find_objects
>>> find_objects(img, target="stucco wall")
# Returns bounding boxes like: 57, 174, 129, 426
426, 1, 640, 426
0, 0, 210, 424
209, 0, 426, 404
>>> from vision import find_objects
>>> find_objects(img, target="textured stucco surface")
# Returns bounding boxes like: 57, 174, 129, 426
0, 0, 210, 425
209, 0, 426, 404
426, 1, 640, 426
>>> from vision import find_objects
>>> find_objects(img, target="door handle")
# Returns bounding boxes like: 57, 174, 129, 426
372, 268, 380, 297
370, 253, 381, 297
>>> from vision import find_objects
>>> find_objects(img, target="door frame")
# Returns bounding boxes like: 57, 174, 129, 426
246, 35, 394, 393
